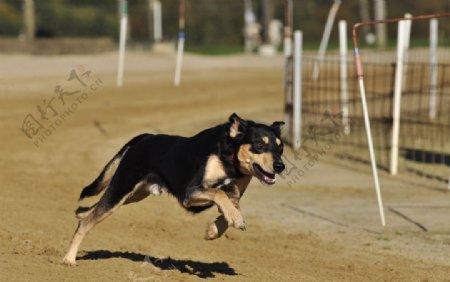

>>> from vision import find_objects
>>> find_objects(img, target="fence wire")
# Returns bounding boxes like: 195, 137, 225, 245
299, 53, 449, 186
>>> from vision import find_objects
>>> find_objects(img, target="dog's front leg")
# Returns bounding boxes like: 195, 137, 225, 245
205, 176, 251, 240
205, 214, 229, 240
185, 188, 246, 230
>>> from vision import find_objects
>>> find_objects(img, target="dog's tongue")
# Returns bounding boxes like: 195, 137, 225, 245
263, 175, 276, 185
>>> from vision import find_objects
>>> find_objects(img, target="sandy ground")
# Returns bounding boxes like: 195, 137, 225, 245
1, 52, 449, 281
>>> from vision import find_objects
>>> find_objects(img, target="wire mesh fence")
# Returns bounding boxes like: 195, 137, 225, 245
299, 53, 449, 186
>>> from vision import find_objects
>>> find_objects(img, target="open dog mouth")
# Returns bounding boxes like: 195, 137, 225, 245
252, 163, 276, 185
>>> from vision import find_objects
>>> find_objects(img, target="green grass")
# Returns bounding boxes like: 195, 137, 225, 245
184, 37, 450, 56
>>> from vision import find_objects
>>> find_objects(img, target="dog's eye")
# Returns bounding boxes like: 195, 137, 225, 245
254, 141, 265, 150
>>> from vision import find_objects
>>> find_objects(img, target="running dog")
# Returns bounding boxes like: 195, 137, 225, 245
63, 113, 285, 265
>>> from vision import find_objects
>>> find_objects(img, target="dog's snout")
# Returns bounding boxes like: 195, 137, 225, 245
273, 161, 285, 173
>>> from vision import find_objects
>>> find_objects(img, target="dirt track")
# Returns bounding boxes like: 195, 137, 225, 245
1, 52, 449, 281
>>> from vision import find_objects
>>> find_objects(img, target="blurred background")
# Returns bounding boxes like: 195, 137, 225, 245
1, 0, 449, 54
1, 1, 450, 281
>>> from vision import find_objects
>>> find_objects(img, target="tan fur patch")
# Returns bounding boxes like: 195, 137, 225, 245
262, 136, 269, 144
100, 147, 129, 191
203, 155, 227, 186
185, 188, 245, 229
276, 138, 281, 145
237, 144, 253, 174
204, 175, 252, 240
123, 180, 151, 205
64, 175, 142, 265
237, 145, 274, 175
230, 120, 241, 138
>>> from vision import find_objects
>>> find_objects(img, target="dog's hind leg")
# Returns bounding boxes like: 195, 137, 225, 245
63, 201, 111, 265
63, 171, 155, 265
78, 134, 149, 200
62, 187, 131, 266
64, 140, 157, 265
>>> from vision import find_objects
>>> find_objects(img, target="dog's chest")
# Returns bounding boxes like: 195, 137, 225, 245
202, 155, 232, 189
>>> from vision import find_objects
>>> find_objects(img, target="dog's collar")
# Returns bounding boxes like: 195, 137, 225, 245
230, 149, 241, 175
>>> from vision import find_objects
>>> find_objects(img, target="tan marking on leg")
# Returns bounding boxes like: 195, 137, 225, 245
205, 175, 252, 239
123, 180, 151, 205
185, 198, 213, 207
63, 209, 111, 266
75, 205, 97, 219
276, 138, 281, 145
262, 136, 269, 144
98, 148, 129, 193
63, 219, 94, 265
205, 215, 228, 240
185, 189, 245, 229
102, 157, 121, 185
63, 181, 146, 265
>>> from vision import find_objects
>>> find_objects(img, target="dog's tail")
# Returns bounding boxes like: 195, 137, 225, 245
78, 134, 149, 201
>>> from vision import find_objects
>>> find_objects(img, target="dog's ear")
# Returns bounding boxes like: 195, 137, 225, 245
228, 113, 247, 139
271, 121, 285, 137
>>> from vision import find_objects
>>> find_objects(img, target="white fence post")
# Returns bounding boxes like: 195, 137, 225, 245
448, 175, 450, 190
117, 0, 128, 87
174, 33, 185, 86
152, 0, 162, 42
390, 20, 407, 175
244, 0, 256, 52
174, 0, 185, 86
339, 20, 350, 135
402, 14, 412, 90
312, 0, 341, 81
293, 31, 302, 150
429, 18, 438, 120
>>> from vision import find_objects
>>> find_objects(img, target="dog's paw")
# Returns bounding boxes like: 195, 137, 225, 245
237, 222, 246, 231
182, 199, 190, 208
224, 208, 246, 230
233, 218, 246, 231
204, 223, 219, 240
62, 257, 77, 266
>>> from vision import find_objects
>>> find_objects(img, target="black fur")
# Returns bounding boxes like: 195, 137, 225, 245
78, 113, 285, 214
79, 134, 149, 200
64, 114, 286, 265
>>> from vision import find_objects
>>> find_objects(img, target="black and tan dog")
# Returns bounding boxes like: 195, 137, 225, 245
63, 113, 285, 265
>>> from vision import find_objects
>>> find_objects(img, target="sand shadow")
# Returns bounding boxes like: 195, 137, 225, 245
78, 250, 238, 279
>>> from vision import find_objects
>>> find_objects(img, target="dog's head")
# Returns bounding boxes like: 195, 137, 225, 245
228, 113, 285, 185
